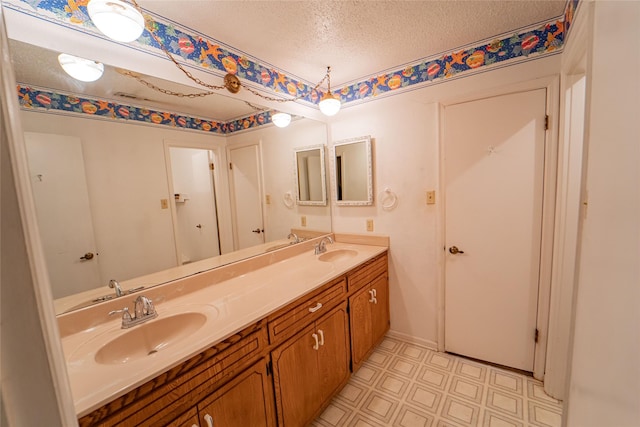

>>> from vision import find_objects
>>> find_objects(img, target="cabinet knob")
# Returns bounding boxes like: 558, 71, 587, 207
204, 413, 214, 427
312, 333, 319, 350
318, 329, 325, 346
368, 289, 375, 303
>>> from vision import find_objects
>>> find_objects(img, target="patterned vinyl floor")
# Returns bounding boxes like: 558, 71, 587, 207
311, 335, 563, 427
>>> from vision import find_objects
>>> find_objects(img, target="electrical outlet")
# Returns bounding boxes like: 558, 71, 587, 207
426, 190, 436, 205
366, 219, 374, 232
160, 199, 169, 209
301, 216, 307, 227
265, 194, 271, 205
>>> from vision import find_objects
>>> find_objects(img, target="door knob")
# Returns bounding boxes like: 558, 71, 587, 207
448, 246, 464, 255
252, 228, 264, 234
80, 252, 95, 260
196, 224, 202, 229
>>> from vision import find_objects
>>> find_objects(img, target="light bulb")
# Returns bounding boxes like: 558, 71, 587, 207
58, 53, 104, 82
87, 0, 145, 43
318, 92, 341, 116
271, 112, 292, 128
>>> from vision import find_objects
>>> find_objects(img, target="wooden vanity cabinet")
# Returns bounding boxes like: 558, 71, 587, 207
78, 322, 270, 427
195, 358, 276, 427
347, 252, 390, 372
271, 302, 350, 427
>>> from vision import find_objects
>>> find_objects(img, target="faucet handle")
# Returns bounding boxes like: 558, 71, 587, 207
108, 307, 132, 322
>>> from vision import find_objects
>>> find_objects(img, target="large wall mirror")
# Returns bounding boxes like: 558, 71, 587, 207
9, 39, 331, 314
294, 145, 327, 206
331, 135, 374, 206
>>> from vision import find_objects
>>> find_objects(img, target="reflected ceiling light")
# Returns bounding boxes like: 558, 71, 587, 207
87, 0, 145, 43
57, 53, 105, 82
318, 66, 341, 117
272, 112, 292, 128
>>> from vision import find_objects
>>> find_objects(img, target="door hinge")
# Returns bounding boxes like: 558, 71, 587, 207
544, 115, 549, 130
534, 328, 539, 343
266, 360, 273, 376
229, 162, 233, 170
209, 162, 214, 171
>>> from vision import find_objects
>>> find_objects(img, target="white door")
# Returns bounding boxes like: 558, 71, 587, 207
169, 147, 221, 264
24, 132, 101, 299
228, 144, 264, 249
444, 89, 546, 371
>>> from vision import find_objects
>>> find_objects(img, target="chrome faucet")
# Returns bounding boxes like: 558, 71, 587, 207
109, 279, 123, 297
314, 236, 334, 255
287, 232, 300, 244
109, 295, 158, 329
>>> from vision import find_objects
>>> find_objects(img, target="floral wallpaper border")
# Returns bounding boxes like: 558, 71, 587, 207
6, 0, 580, 111
17, 84, 273, 134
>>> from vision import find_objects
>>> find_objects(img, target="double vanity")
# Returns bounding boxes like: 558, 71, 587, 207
59, 234, 390, 426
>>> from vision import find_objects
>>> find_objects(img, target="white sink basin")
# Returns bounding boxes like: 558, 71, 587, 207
318, 249, 358, 262
94, 312, 208, 365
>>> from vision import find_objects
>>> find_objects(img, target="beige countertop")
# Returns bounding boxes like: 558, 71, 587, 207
59, 236, 388, 417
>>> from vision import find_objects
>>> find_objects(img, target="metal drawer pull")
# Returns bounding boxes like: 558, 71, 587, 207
318, 329, 325, 346
368, 290, 375, 303
308, 302, 323, 313
312, 333, 319, 350
204, 413, 214, 427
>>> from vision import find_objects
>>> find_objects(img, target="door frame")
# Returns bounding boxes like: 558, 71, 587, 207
163, 139, 233, 262
436, 76, 560, 380
226, 140, 266, 251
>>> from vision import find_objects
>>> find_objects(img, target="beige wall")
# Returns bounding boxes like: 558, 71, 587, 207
565, 1, 640, 425
328, 54, 562, 347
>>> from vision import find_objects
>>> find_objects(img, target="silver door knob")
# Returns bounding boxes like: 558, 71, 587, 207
448, 246, 464, 255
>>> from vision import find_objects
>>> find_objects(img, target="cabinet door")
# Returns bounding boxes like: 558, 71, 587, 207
271, 323, 321, 426
349, 285, 374, 370
317, 304, 350, 401
198, 359, 276, 427
370, 274, 390, 346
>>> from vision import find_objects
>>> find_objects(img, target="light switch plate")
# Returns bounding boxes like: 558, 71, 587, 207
366, 219, 374, 232
426, 191, 436, 205
265, 194, 271, 205
301, 216, 307, 227
160, 199, 169, 209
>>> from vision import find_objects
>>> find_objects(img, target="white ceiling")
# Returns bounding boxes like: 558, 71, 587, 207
141, 0, 566, 86
9, 1, 567, 120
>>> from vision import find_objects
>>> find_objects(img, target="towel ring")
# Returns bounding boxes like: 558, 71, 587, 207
381, 187, 398, 211
283, 191, 294, 208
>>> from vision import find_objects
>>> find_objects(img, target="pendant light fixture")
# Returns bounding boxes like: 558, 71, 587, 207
271, 112, 292, 128
57, 53, 104, 82
87, 0, 145, 43
318, 66, 341, 116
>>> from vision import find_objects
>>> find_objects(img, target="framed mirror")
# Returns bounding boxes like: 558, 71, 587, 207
294, 145, 327, 206
331, 135, 373, 206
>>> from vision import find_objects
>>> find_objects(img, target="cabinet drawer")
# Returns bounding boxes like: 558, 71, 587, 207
347, 252, 388, 293
268, 276, 347, 345
79, 322, 268, 427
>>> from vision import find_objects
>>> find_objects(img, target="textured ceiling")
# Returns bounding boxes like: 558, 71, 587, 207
141, 0, 566, 86
10, 1, 567, 120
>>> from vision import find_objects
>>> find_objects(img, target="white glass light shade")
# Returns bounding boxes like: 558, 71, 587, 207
87, 0, 145, 43
57, 53, 105, 82
272, 112, 292, 128
318, 92, 341, 116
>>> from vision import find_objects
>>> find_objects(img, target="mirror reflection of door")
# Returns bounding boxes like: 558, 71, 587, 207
168, 147, 221, 265
336, 142, 368, 201
24, 132, 102, 298
228, 144, 265, 250
294, 146, 326, 205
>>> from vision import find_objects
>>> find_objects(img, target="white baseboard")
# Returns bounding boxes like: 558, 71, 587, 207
387, 330, 438, 351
